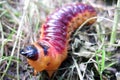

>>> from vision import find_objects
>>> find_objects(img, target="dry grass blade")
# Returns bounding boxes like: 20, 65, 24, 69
72, 57, 83, 80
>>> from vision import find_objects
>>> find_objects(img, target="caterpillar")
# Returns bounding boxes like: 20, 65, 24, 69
20, 3, 97, 77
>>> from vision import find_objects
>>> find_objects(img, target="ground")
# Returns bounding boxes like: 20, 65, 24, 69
0, 0, 120, 80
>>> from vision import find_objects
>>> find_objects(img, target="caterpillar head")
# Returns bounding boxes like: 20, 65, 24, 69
20, 42, 50, 75
20, 45, 38, 60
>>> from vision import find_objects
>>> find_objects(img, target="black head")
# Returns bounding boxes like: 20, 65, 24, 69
20, 45, 38, 60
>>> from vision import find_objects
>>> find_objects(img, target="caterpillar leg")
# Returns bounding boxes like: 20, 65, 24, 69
47, 70, 56, 78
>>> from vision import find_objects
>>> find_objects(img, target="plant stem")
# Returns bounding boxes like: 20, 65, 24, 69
110, 0, 120, 44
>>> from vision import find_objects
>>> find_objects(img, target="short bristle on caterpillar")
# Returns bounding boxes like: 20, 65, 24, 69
20, 3, 97, 77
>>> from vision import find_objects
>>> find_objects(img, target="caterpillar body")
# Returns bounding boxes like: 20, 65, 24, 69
20, 3, 97, 77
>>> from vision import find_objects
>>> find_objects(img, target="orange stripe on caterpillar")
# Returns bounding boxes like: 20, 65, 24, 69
20, 3, 97, 77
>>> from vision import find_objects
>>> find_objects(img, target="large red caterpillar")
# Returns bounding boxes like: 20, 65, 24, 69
20, 3, 97, 77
